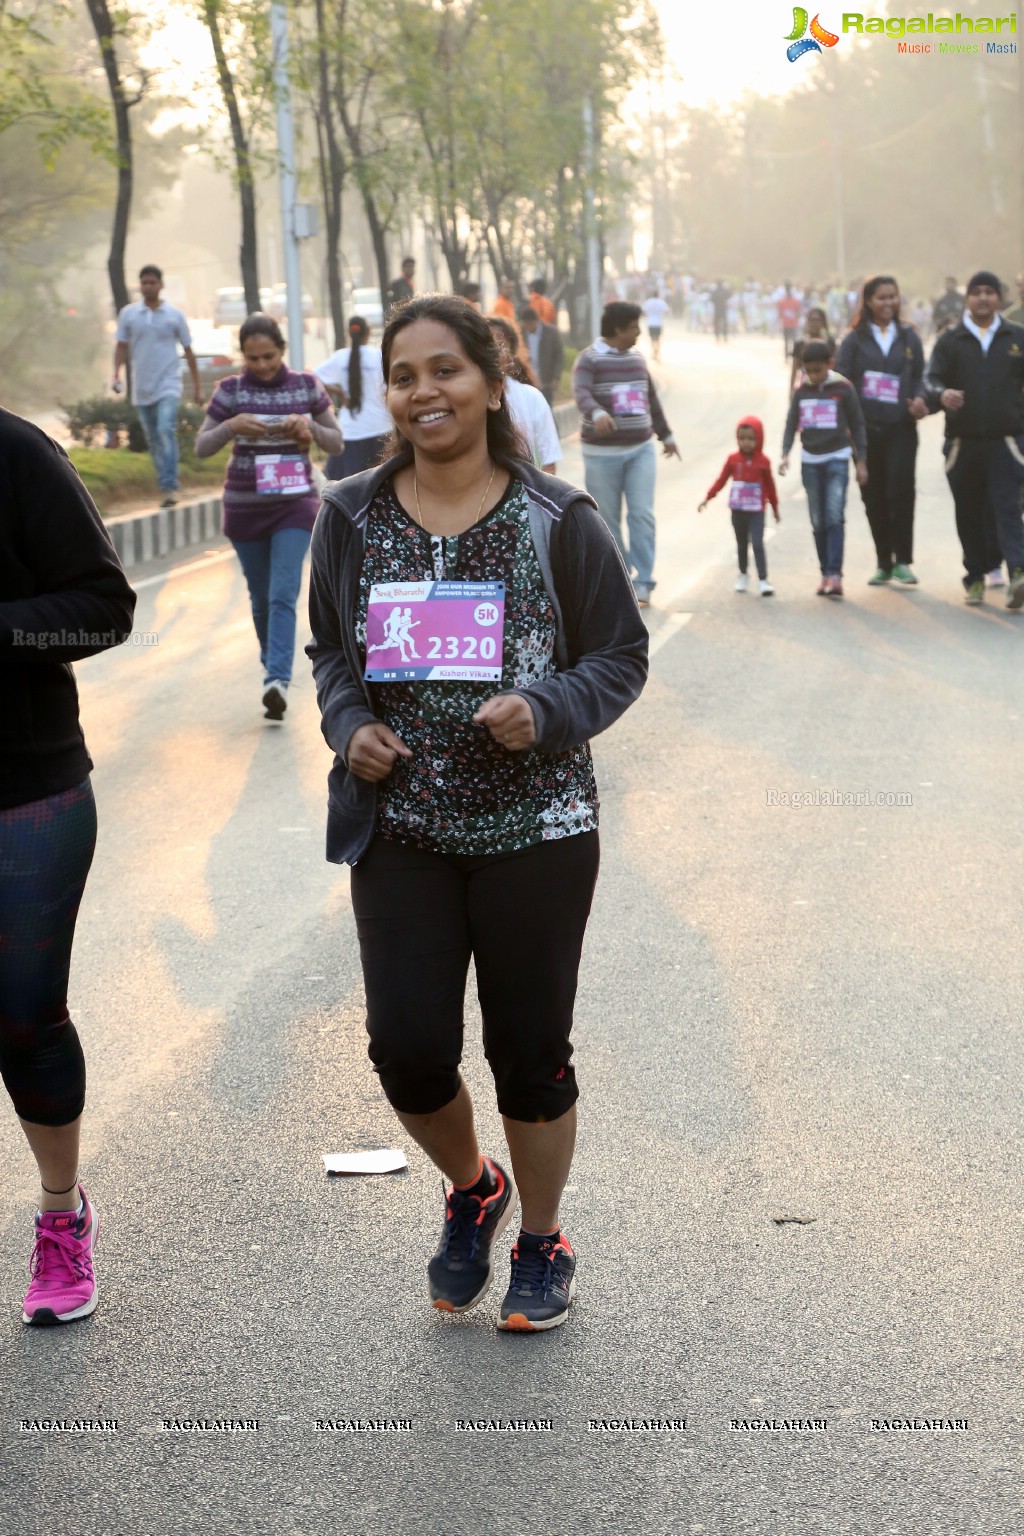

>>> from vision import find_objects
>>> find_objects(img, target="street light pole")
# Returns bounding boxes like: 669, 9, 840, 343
829, 74, 847, 280
270, 0, 304, 369
582, 94, 602, 341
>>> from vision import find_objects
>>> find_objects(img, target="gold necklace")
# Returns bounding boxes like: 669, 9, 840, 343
413, 464, 497, 531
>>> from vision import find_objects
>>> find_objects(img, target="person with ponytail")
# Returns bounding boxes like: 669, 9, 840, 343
314, 316, 392, 481
834, 275, 928, 586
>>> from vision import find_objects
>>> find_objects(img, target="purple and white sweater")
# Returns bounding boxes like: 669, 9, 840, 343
199, 366, 338, 540
572, 339, 674, 449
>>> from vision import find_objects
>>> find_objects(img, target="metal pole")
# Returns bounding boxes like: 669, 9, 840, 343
582, 94, 601, 340
271, 0, 304, 369
829, 77, 846, 280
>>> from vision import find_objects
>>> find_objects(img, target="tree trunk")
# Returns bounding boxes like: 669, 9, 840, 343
84, 0, 133, 319
333, 54, 391, 310
202, 0, 260, 313
314, 0, 345, 346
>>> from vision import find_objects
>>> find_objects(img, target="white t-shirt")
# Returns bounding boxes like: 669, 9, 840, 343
313, 345, 391, 439
504, 377, 562, 468
642, 297, 669, 329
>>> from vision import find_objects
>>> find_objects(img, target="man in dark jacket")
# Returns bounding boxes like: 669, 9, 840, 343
517, 304, 564, 406
385, 257, 416, 314
924, 269, 1024, 607
932, 276, 964, 337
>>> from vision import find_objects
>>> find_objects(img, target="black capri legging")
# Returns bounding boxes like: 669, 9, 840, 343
350, 831, 600, 1122
0, 780, 96, 1126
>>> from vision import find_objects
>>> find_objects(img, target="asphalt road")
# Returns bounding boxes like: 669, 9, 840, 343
2, 326, 1021, 1536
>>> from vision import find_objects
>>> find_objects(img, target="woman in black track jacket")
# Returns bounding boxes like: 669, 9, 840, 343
835, 275, 928, 587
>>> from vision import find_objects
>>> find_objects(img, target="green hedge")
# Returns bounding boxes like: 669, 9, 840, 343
62, 395, 208, 452
555, 347, 578, 401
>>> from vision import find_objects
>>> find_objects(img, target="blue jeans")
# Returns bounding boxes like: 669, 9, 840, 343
231, 527, 311, 685
136, 395, 180, 492
801, 458, 849, 577
582, 439, 658, 590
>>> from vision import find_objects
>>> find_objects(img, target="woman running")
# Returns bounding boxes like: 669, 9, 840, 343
307, 295, 648, 1331
835, 275, 928, 586
1, 407, 136, 1325
314, 316, 392, 481
486, 315, 562, 473
195, 312, 341, 721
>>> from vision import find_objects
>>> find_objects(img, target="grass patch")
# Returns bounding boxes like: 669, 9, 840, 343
70, 447, 230, 516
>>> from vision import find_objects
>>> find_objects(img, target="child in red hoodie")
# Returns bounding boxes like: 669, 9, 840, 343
698, 415, 780, 594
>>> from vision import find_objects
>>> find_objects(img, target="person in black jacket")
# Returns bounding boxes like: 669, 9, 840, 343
0, 409, 135, 1325
932, 276, 964, 337
516, 304, 564, 406
835, 275, 929, 586
306, 296, 648, 1333
924, 270, 1024, 607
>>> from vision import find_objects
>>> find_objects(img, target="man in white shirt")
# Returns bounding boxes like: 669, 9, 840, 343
640, 294, 669, 361
924, 270, 1024, 606
113, 265, 201, 508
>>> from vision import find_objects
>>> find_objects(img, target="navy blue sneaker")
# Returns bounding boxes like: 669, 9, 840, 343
428, 1158, 516, 1313
497, 1232, 576, 1332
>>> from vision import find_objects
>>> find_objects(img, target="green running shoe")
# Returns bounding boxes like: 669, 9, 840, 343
891, 564, 918, 584
1007, 569, 1024, 611
964, 581, 984, 606
867, 567, 892, 585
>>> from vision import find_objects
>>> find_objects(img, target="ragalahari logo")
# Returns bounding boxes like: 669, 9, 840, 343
785, 7, 840, 59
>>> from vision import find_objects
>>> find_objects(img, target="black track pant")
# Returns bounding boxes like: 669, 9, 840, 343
859, 419, 918, 570
732, 511, 767, 580
945, 435, 1024, 586
351, 832, 600, 1122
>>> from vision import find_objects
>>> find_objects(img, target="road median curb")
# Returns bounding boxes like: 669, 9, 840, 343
105, 497, 225, 568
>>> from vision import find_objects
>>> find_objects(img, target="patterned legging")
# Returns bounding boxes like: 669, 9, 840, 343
0, 780, 95, 1126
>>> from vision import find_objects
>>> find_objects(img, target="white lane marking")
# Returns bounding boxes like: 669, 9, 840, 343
131, 550, 236, 590
647, 611, 692, 659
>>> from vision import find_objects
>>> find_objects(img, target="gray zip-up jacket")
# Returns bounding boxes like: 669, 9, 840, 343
306, 455, 649, 865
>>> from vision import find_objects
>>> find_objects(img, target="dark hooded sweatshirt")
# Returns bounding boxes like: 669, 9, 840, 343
306, 455, 650, 865
704, 416, 779, 514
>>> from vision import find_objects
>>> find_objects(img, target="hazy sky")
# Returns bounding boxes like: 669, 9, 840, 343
653, 0, 832, 105
149, 1, 816, 114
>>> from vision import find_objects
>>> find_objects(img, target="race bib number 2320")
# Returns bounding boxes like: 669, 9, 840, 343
365, 580, 505, 682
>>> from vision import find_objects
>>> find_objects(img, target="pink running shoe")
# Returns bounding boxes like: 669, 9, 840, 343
22, 1187, 99, 1326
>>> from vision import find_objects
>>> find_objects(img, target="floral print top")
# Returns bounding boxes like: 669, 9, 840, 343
355, 475, 599, 856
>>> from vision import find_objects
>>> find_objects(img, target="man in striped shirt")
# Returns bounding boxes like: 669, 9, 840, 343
573, 302, 680, 606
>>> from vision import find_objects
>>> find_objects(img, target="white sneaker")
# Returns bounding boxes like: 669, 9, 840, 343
734, 573, 748, 592
759, 579, 775, 596
985, 568, 1006, 588
262, 681, 288, 721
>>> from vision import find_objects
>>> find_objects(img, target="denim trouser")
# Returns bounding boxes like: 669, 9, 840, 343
231, 526, 311, 685
136, 395, 180, 492
582, 439, 658, 590
801, 458, 849, 577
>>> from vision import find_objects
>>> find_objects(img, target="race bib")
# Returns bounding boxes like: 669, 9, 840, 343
609, 381, 648, 416
365, 580, 505, 683
729, 481, 764, 512
254, 454, 312, 496
799, 398, 838, 431
861, 371, 901, 405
